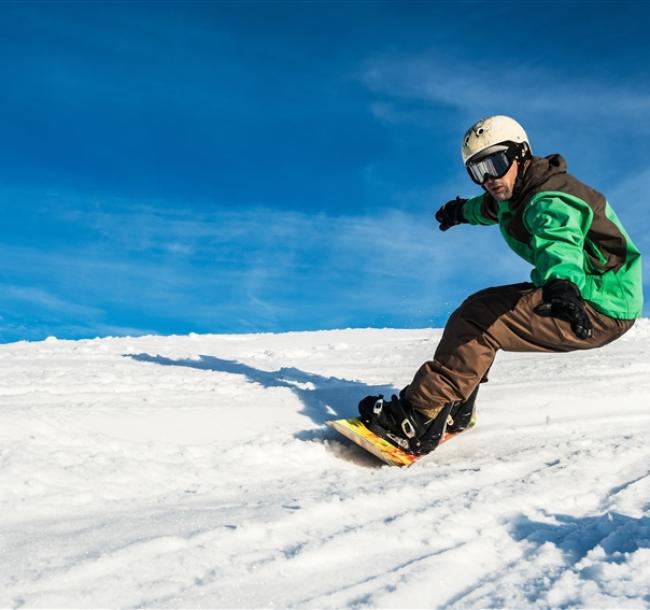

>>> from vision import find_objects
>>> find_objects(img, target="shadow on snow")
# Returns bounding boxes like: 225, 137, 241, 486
125, 353, 398, 463
511, 510, 650, 564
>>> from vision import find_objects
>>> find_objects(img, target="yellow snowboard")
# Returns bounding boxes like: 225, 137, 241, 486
327, 417, 474, 467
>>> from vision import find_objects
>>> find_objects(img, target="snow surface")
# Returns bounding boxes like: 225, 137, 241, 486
2, 322, 650, 609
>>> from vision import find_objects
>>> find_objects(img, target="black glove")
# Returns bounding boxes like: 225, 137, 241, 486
534, 280, 593, 340
435, 197, 467, 231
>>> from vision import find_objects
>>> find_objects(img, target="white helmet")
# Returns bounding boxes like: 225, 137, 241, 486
461, 115, 531, 164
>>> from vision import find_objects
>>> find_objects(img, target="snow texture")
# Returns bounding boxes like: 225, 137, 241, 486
2, 322, 650, 608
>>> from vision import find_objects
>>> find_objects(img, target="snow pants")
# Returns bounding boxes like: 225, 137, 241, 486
404, 282, 636, 417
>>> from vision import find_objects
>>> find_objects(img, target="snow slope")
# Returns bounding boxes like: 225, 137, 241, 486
2, 323, 650, 609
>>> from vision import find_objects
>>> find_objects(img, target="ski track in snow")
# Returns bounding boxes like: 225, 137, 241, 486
1, 323, 650, 608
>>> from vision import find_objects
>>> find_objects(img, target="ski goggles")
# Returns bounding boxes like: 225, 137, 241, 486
465, 146, 516, 185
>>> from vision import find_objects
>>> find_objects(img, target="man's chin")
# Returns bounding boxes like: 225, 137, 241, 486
487, 186, 510, 201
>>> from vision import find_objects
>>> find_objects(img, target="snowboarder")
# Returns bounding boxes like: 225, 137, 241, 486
359, 115, 643, 456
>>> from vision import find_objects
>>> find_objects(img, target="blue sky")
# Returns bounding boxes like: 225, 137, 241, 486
0, 1, 648, 342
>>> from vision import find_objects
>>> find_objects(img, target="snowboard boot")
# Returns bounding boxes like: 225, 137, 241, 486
447, 385, 479, 434
358, 392, 453, 456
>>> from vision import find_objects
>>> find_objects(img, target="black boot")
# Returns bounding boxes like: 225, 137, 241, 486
447, 385, 479, 433
358, 392, 453, 455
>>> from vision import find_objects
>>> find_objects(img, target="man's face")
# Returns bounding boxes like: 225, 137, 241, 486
483, 160, 518, 201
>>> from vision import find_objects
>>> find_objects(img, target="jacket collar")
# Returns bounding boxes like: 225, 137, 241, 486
509, 154, 567, 209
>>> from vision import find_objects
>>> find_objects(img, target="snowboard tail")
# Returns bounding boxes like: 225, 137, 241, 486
327, 416, 475, 467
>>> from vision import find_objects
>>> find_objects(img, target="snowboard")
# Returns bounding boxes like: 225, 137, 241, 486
327, 416, 475, 467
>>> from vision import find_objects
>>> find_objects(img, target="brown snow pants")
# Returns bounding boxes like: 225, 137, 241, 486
404, 282, 635, 417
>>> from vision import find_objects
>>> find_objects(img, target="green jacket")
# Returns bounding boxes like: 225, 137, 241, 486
463, 154, 643, 319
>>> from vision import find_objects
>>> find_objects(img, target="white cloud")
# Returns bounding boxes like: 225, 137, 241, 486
1, 193, 528, 339
1, 285, 100, 317
360, 52, 650, 130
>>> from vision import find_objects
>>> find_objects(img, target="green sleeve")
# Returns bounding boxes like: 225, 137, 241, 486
523, 193, 594, 291
462, 194, 499, 226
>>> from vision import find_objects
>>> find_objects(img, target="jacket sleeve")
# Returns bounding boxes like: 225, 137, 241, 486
523, 193, 594, 292
462, 194, 499, 225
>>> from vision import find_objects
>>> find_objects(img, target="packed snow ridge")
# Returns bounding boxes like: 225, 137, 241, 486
2, 321, 650, 608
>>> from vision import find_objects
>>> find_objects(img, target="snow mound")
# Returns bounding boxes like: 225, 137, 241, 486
1, 325, 650, 608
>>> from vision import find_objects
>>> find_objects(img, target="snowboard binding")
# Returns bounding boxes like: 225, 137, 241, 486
447, 385, 479, 434
358, 393, 453, 456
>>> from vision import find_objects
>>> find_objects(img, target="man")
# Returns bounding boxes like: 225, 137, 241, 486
359, 115, 643, 456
